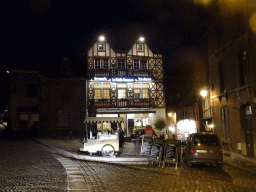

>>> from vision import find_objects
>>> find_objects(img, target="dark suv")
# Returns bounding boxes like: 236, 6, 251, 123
183, 132, 223, 168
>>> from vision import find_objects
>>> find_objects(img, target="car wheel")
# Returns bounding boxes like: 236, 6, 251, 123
101, 144, 115, 156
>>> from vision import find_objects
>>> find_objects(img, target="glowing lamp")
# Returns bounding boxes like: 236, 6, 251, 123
139, 37, 145, 42
99, 36, 105, 41
200, 90, 207, 98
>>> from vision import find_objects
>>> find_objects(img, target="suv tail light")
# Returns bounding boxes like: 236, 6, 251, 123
220, 148, 223, 154
190, 147, 194, 154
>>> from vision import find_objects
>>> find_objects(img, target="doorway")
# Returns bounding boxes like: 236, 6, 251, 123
242, 105, 254, 158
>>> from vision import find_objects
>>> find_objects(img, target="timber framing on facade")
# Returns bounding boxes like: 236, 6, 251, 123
86, 36, 166, 137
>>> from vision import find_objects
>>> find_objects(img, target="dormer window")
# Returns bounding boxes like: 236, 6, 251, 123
98, 43, 105, 51
137, 44, 143, 51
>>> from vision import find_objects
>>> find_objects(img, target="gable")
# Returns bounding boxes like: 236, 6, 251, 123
127, 42, 154, 57
88, 41, 116, 57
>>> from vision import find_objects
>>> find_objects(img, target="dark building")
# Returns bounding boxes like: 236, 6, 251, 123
8, 70, 86, 136
204, 6, 256, 159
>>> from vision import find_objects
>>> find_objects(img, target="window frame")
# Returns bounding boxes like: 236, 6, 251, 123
118, 89, 126, 99
134, 59, 140, 70
221, 107, 230, 140
117, 59, 126, 70
137, 44, 143, 51
103, 58, 109, 69
98, 43, 105, 51
237, 49, 248, 87
94, 83, 110, 99
133, 83, 149, 99
141, 60, 147, 69
94, 58, 101, 69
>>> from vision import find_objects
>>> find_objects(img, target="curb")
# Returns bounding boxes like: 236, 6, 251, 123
37, 140, 149, 164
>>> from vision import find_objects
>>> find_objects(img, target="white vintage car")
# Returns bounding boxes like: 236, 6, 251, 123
80, 132, 119, 156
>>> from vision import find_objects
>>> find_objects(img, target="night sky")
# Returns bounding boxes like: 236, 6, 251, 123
0, 0, 211, 111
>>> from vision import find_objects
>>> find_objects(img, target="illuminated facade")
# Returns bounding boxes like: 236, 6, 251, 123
86, 37, 166, 136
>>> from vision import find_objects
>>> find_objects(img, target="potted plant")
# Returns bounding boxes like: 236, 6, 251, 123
154, 118, 167, 139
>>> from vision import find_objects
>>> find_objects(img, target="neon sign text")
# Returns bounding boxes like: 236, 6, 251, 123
138, 77, 152, 81
112, 78, 134, 82
94, 77, 108, 81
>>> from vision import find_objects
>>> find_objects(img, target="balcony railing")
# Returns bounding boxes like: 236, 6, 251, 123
88, 69, 153, 79
89, 98, 155, 108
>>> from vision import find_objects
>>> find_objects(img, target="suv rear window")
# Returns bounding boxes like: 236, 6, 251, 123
194, 135, 219, 146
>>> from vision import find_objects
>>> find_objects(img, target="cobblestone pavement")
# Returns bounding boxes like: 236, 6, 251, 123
60, 159, 256, 192
1, 137, 256, 192
0, 138, 67, 191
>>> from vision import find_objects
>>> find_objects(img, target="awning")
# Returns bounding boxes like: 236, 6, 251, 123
84, 117, 124, 123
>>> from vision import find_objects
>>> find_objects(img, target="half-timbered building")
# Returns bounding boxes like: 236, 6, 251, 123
86, 36, 166, 136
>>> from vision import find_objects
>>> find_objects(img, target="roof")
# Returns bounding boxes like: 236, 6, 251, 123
84, 117, 124, 123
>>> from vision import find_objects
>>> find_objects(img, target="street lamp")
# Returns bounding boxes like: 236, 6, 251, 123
200, 90, 207, 98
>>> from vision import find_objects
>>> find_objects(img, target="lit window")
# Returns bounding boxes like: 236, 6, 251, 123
117, 83, 126, 88
103, 89, 109, 99
134, 59, 140, 70
118, 89, 126, 99
134, 83, 140, 88
95, 90, 101, 99
142, 83, 149, 88
98, 43, 105, 51
142, 89, 148, 98
137, 44, 143, 51
141, 60, 147, 69
134, 89, 140, 99
103, 83, 110, 88
118, 59, 126, 69
103, 58, 109, 69
95, 58, 101, 69
94, 83, 102, 88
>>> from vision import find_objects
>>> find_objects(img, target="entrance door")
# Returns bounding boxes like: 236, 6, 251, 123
128, 119, 134, 135
243, 105, 254, 158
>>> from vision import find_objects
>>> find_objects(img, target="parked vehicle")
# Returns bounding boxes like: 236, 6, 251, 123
183, 132, 223, 168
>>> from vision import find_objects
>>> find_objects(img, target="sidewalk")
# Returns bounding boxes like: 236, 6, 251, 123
35, 137, 256, 173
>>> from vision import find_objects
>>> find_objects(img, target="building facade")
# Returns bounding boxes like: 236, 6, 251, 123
8, 70, 86, 136
206, 9, 256, 159
86, 36, 166, 136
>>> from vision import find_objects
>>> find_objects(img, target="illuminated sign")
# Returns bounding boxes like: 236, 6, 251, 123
112, 78, 134, 82
94, 77, 108, 81
138, 77, 152, 81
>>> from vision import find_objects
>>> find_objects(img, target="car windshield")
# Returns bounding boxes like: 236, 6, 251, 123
194, 135, 219, 146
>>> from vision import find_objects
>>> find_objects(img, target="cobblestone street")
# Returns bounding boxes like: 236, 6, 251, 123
1, 138, 256, 192
0, 138, 67, 191
60, 160, 256, 192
